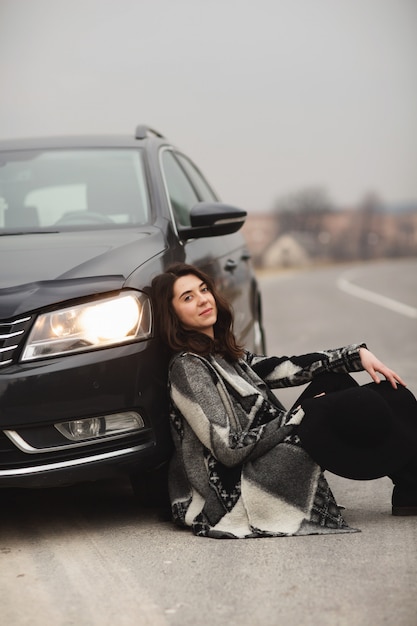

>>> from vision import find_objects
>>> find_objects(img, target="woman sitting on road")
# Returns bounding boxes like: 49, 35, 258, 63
151, 263, 417, 539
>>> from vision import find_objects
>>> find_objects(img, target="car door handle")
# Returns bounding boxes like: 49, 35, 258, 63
224, 258, 238, 272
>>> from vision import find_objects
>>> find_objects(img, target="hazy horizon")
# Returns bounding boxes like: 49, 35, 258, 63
1, 0, 416, 213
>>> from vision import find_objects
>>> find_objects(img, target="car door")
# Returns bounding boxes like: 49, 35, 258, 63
159, 148, 258, 348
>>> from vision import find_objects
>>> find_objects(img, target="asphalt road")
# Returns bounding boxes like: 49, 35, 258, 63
1, 258, 416, 626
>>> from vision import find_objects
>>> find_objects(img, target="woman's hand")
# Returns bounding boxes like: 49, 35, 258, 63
359, 347, 406, 389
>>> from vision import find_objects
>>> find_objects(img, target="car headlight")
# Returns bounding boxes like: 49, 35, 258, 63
21, 291, 152, 361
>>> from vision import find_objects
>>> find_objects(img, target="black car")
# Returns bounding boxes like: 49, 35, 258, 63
0, 125, 265, 498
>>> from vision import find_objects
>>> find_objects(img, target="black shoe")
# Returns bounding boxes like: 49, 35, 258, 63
392, 505, 417, 516
392, 485, 417, 516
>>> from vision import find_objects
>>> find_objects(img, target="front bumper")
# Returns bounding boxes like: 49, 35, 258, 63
0, 338, 172, 487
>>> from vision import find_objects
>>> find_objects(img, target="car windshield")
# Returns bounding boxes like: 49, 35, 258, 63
0, 149, 150, 232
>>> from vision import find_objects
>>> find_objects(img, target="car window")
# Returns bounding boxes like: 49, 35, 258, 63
0, 149, 150, 231
160, 150, 200, 227
174, 153, 218, 203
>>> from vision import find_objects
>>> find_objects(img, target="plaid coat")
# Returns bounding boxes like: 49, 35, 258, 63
168, 345, 365, 539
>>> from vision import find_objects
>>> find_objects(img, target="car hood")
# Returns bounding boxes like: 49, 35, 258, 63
0, 228, 166, 317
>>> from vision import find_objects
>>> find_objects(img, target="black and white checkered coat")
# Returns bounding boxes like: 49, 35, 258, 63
168, 345, 365, 539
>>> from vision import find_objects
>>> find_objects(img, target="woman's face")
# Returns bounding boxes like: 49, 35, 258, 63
171, 273, 217, 338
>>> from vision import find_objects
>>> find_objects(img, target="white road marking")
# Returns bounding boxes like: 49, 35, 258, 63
337, 274, 417, 319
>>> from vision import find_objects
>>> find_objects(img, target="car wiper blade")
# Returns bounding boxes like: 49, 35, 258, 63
0, 230, 60, 236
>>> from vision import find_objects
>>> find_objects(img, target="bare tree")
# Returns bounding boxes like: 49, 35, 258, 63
273, 187, 334, 236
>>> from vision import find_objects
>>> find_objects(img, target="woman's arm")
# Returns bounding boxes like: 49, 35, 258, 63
359, 347, 406, 388
246, 343, 366, 388
169, 353, 302, 467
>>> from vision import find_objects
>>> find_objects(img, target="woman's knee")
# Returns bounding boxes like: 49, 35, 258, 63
364, 381, 417, 415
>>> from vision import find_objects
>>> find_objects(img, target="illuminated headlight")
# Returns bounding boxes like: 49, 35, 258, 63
21, 291, 151, 360
55, 412, 145, 442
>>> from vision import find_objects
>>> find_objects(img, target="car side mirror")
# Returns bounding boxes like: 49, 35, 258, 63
177, 202, 247, 240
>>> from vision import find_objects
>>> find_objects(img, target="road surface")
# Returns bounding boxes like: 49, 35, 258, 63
1, 258, 416, 626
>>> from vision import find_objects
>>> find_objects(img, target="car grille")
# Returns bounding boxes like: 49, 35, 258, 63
0, 316, 32, 367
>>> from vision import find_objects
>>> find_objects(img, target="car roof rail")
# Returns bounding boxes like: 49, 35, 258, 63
135, 125, 165, 140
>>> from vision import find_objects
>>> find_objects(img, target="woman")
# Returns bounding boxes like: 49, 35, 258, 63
151, 263, 417, 539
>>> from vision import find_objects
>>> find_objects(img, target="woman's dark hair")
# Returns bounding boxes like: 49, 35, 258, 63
151, 263, 244, 361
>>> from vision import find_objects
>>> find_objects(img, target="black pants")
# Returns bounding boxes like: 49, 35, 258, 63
291, 372, 417, 488
290, 372, 359, 410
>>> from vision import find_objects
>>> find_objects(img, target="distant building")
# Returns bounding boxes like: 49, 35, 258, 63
263, 233, 313, 268
242, 208, 417, 268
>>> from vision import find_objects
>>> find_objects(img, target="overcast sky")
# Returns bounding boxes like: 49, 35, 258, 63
1, 0, 416, 213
